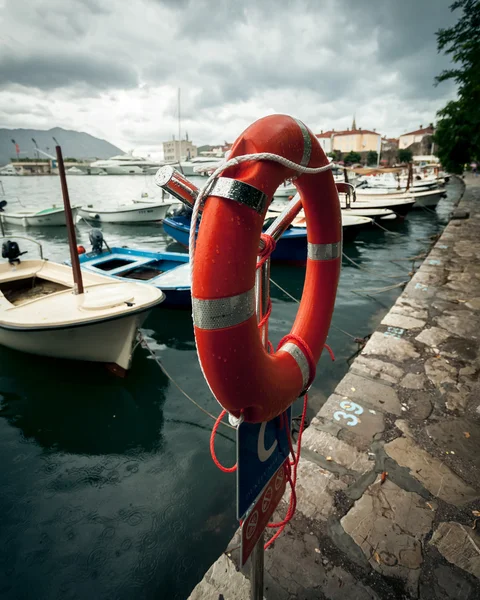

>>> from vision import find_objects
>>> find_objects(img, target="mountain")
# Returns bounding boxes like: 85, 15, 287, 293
0, 127, 123, 166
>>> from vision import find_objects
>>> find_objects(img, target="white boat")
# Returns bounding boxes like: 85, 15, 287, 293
342, 196, 415, 216
90, 152, 163, 175
356, 187, 445, 208
78, 201, 176, 224
0, 205, 79, 227
341, 207, 397, 221
267, 207, 373, 240
0, 164, 20, 176
0, 258, 164, 371
274, 183, 297, 198
178, 156, 223, 176
66, 166, 86, 175
131, 192, 180, 206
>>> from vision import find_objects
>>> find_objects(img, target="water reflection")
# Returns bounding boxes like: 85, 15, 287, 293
0, 344, 167, 455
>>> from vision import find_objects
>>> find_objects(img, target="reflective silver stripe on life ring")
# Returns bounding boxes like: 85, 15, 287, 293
192, 288, 256, 330
278, 342, 310, 389
294, 118, 312, 167
307, 241, 342, 261
208, 177, 268, 214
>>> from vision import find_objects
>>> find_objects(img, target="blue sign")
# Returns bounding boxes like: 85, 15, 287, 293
236, 408, 291, 520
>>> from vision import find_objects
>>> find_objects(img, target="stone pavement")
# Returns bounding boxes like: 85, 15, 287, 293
189, 175, 480, 600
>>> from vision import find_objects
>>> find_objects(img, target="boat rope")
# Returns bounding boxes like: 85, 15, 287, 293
269, 276, 362, 343
352, 280, 408, 296
371, 220, 402, 236
137, 331, 235, 430
342, 252, 411, 280
418, 203, 438, 216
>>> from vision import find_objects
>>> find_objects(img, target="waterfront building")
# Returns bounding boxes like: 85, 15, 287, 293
399, 125, 434, 149
163, 134, 198, 162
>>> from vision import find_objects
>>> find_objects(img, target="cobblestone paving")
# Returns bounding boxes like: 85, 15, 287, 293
190, 176, 480, 599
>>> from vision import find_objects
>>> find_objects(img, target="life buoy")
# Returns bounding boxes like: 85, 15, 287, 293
194, 115, 342, 423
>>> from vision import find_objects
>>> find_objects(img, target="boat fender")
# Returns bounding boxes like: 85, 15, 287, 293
77, 245, 86, 254
192, 114, 342, 423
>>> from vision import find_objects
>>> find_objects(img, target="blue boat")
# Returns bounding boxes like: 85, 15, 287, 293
163, 214, 313, 263
78, 246, 191, 307
162, 212, 366, 262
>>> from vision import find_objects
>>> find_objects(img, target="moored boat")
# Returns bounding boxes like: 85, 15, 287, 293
77, 232, 190, 307
78, 201, 176, 224
0, 203, 79, 227
0, 254, 164, 371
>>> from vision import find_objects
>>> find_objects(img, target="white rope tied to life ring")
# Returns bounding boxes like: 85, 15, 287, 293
188, 153, 335, 281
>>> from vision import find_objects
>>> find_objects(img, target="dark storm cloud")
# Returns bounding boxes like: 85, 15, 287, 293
0, 51, 139, 91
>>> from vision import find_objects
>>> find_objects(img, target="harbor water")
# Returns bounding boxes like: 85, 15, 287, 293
0, 174, 462, 599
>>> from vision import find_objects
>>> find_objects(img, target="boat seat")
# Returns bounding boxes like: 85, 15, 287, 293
92, 255, 156, 276
80, 284, 135, 311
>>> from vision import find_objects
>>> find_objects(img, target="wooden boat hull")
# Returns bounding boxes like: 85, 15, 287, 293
0, 309, 149, 370
0, 207, 78, 227
78, 202, 174, 224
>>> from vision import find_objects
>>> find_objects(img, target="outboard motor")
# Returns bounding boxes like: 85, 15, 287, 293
89, 228, 104, 253
0, 200, 7, 212
2, 240, 27, 264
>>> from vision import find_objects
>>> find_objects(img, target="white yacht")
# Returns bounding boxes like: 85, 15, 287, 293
90, 152, 163, 175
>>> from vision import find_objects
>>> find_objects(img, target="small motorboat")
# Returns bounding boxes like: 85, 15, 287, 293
0, 201, 79, 227
77, 230, 190, 307
66, 166, 86, 175
131, 191, 180, 206
78, 200, 176, 224
0, 242, 164, 371
341, 207, 397, 222
267, 208, 374, 240
341, 196, 415, 216
356, 187, 445, 208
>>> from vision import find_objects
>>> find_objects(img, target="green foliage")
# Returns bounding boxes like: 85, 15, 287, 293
398, 149, 413, 164
328, 150, 342, 162
343, 151, 361, 164
366, 150, 378, 166
11, 157, 49, 162
435, 0, 480, 171
434, 98, 480, 173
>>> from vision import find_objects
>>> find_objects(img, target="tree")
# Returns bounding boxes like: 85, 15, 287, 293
398, 149, 413, 164
328, 150, 342, 162
343, 151, 361, 164
434, 0, 480, 173
366, 150, 378, 166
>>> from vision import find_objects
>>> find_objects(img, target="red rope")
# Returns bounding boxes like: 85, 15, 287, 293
278, 333, 317, 391
264, 394, 308, 548
256, 233, 276, 269
210, 409, 237, 473
257, 299, 272, 330
324, 343, 335, 361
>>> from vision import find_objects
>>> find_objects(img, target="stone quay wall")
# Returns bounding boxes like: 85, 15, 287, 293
189, 175, 480, 600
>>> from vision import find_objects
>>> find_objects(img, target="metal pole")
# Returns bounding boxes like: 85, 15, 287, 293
251, 211, 274, 598
56, 145, 84, 295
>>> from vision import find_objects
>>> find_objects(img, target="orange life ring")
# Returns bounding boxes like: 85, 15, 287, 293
192, 114, 341, 423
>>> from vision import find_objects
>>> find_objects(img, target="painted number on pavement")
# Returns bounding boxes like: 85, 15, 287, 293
333, 400, 364, 427
384, 326, 404, 339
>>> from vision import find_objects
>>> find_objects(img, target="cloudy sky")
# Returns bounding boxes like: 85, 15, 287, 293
0, 0, 458, 155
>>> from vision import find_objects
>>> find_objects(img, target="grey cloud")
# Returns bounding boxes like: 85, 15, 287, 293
0, 0, 460, 146
0, 51, 138, 91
